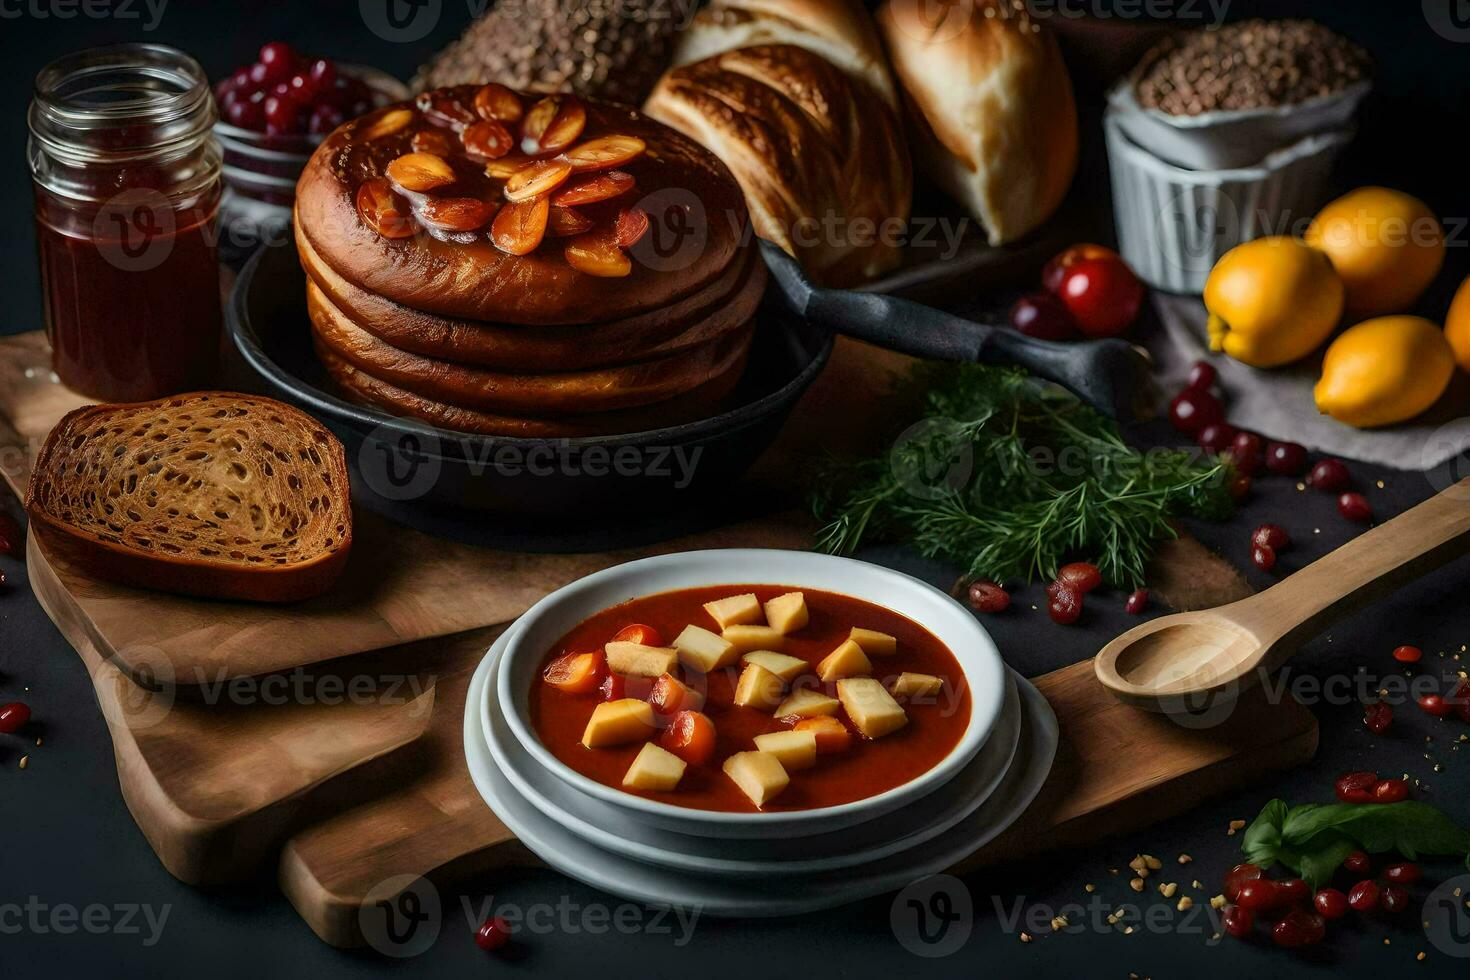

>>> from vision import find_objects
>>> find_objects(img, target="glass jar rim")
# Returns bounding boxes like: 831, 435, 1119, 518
30, 43, 215, 161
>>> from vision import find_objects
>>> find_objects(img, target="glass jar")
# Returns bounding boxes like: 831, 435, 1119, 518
29, 44, 223, 401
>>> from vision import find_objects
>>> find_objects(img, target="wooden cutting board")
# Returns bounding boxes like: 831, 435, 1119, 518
2, 329, 1316, 947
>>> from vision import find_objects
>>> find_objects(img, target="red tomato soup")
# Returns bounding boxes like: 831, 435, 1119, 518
529, 585, 972, 812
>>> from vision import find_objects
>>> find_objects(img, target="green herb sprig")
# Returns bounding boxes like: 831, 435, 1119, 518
811, 363, 1234, 589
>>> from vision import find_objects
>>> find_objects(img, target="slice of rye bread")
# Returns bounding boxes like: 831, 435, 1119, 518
25, 392, 352, 603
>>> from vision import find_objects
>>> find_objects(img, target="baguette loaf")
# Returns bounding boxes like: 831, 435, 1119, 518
25, 392, 352, 603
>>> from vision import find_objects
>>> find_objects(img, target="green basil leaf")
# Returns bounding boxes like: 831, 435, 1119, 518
1281, 801, 1470, 860
1241, 799, 1290, 867
1294, 831, 1358, 890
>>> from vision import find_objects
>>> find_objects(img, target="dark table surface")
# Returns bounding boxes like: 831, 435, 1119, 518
4, 2, 1470, 978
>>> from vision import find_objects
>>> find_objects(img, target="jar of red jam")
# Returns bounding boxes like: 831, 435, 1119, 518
29, 44, 223, 401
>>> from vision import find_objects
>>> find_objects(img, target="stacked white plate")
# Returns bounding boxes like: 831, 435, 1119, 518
462, 550, 1059, 916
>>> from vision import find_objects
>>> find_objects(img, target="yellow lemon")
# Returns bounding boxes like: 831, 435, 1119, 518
1204, 236, 1344, 367
1314, 316, 1455, 428
1305, 187, 1444, 320
1445, 275, 1470, 373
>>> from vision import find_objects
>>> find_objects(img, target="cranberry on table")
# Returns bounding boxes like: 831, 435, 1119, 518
1372, 777, 1409, 803
1235, 879, 1280, 910
1380, 886, 1410, 915
1228, 473, 1253, 501
1334, 770, 1379, 804
1252, 524, 1290, 550
1342, 850, 1371, 875
1313, 888, 1349, 920
1382, 862, 1422, 885
1309, 458, 1351, 492
1009, 292, 1077, 341
1363, 701, 1393, 734
0, 701, 30, 734
1046, 583, 1083, 625
1251, 544, 1277, 571
1124, 588, 1149, 615
1393, 644, 1423, 664
1271, 908, 1326, 948
1276, 879, 1310, 907
1228, 431, 1266, 475
1057, 562, 1102, 594
1056, 257, 1145, 338
1223, 863, 1264, 902
1348, 879, 1381, 912
967, 579, 1010, 614
1196, 422, 1237, 454
1187, 359, 1218, 392
1222, 904, 1255, 939
1418, 693, 1453, 718
1264, 441, 1309, 476
1041, 243, 1125, 294
474, 915, 513, 952
1169, 388, 1225, 435
1337, 492, 1373, 523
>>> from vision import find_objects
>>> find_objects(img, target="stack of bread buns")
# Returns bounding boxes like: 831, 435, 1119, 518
294, 85, 765, 437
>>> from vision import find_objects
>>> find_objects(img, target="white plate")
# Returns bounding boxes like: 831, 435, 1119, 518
496, 549, 1010, 838
482, 624, 1023, 877
464, 634, 1058, 917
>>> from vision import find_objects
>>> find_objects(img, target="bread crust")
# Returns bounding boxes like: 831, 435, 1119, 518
25, 394, 352, 603
876, 0, 1077, 245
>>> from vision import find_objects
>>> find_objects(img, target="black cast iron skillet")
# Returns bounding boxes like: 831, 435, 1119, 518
226, 238, 1149, 549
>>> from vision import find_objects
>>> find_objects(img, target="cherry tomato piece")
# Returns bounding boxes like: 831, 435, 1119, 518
612, 623, 665, 647
542, 651, 604, 694
658, 710, 716, 766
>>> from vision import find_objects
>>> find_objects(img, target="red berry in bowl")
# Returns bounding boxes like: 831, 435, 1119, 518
1169, 388, 1224, 436
1251, 544, 1277, 571
1382, 862, 1422, 885
1057, 562, 1102, 594
1046, 583, 1083, 625
1265, 441, 1309, 476
1222, 904, 1255, 939
307, 57, 338, 93
1393, 644, 1423, 664
1334, 770, 1379, 804
1348, 879, 1380, 912
1252, 524, 1289, 550
1196, 422, 1237, 454
1363, 701, 1393, 734
1124, 589, 1149, 615
967, 579, 1010, 614
1418, 694, 1453, 718
474, 915, 513, 952
1372, 777, 1409, 803
1337, 492, 1372, 523
1227, 431, 1265, 475
1009, 292, 1077, 341
1224, 863, 1264, 902
1342, 851, 1371, 875
308, 103, 345, 135
1235, 879, 1280, 910
1313, 888, 1349, 920
0, 701, 30, 734
1380, 886, 1409, 915
1309, 458, 1351, 492
1187, 360, 1218, 392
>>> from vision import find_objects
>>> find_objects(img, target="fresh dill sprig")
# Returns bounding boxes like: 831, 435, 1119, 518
811, 363, 1234, 590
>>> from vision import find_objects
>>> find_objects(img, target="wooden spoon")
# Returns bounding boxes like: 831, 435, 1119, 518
1095, 476, 1470, 712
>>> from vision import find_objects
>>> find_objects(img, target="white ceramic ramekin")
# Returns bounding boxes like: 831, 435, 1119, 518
494, 549, 1007, 839
1105, 113, 1352, 294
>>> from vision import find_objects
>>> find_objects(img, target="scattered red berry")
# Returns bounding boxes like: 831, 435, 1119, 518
1382, 862, 1422, 885
1334, 770, 1379, 804
1187, 360, 1218, 392
1313, 888, 1349, 920
1251, 544, 1277, 571
1228, 473, 1253, 501
1264, 441, 1309, 476
1363, 701, 1393, 734
1392, 645, 1423, 664
1169, 388, 1225, 436
1222, 904, 1255, 939
0, 702, 30, 734
1196, 422, 1237, 454
1235, 879, 1280, 911
1054, 256, 1145, 339
1046, 583, 1083, 625
1379, 885, 1410, 915
1271, 908, 1325, 948
1309, 458, 1351, 492
474, 915, 513, 952
1251, 524, 1290, 551
1224, 863, 1264, 902
1124, 589, 1149, 615
1337, 492, 1372, 523
1372, 777, 1409, 803
967, 579, 1011, 614
1057, 562, 1103, 594
1276, 879, 1310, 907
1009, 292, 1077, 341
1228, 431, 1265, 476
1348, 879, 1381, 912
1418, 694, 1453, 718
1342, 850, 1371, 875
